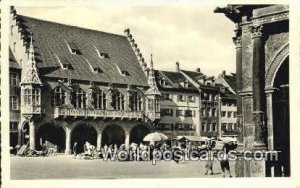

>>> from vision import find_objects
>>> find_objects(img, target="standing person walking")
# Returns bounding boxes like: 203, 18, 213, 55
204, 146, 214, 175
73, 142, 78, 157
220, 143, 232, 178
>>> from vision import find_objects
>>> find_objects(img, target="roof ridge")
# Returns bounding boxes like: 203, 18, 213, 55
17, 14, 127, 39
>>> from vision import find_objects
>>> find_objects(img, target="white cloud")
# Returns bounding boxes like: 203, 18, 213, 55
17, 6, 235, 76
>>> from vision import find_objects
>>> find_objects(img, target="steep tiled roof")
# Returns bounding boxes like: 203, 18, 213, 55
16, 15, 148, 86
223, 73, 236, 92
155, 70, 198, 92
9, 48, 21, 69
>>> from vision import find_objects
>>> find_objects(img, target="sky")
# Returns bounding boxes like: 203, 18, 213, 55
17, 6, 235, 77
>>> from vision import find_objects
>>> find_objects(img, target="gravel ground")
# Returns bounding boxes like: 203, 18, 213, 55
10, 155, 235, 179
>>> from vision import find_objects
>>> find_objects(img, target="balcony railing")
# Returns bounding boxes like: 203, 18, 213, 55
21, 105, 41, 115
54, 107, 146, 120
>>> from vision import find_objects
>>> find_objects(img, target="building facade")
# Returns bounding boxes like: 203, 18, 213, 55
155, 62, 221, 138
9, 9, 161, 153
215, 5, 289, 177
216, 71, 238, 138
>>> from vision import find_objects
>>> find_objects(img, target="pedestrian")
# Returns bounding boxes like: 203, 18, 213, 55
204, 146, 214, 175
220, 143, 232, 178
73, 142, 78, 156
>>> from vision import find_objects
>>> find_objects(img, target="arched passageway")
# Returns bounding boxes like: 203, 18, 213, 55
20, 122, 29, 146
102, 125, 125, 147
35, 123, 66, 153
71, 123, 97, 153
272, 58, 290, 176
129, 125, 150, 144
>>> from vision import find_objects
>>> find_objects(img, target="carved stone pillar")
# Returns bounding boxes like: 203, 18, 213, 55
97, 132, 102, 149
251, 25, 266, 149
125, 131, 130, 149
265, 88, 275, 150
233, 28, 243, 144
29, 119, 35, 150
65, 127, 71, 154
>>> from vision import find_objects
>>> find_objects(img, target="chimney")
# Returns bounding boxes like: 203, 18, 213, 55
124, 28, 130, 36
196, 68, 201, 73
222, 70, 226, 76
176, 61, 180, 72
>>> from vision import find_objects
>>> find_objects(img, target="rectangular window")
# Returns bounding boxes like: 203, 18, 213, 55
201, 108, 205, 116
161, 108, 173, 116
228, 123, 233, 131
233, 112, 237, 118
177, 95, 185, 102
201, 123, 206, 132
222, 123, 227, 131
212, 123, 217, 132
212, 108, 216, 117
227, 112, 232, 118
10, 73, 18, 87
188, 96, 195, 103
176, 110, 184, 117
185, 110, 193, 117
163, 93, 172, 100
205, 108, 210, 117
10, 122, 18, 132
222, 111, 226, 117
10, 96, 18, 110
207, 123, 211, 132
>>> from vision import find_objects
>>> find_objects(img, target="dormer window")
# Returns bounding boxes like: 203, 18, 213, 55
116, 64, 130, 76
121, 70, 130, 76
66, 40, 81, 55
160, 79, 165, 86
55, 54, 73, 70
93, 68, 102, 73
94, 46, 109, 59
100, 52, 109, 59
184, 80, 189, 88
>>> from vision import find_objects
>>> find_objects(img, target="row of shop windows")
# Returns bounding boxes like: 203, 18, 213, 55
221, 111, 237, 118
221, 123, 238, 132
162, 93, 196, 103
156, 123, 194, 131
51, 86, 143, 111
161, 108, 196, 117
201, 123, 217, 132
200, 108, 217, 117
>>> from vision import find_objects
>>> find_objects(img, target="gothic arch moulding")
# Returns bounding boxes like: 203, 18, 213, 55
265, 43, 289, 88
36, 120, 66, 132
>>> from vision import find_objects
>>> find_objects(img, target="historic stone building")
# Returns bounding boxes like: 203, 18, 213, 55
9, 8, 161, 153
215, 5, 289, 177
216, 71, 238, 138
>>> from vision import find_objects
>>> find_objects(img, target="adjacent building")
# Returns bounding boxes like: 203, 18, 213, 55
216, 71, 238, 138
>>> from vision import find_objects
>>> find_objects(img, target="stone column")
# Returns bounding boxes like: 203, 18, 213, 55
125, 131, 130, 149
65, 127, 71, 154
251, 25, 266, 149
29, 119, 35, 150
265, 89, 274, 150
97, 132, 102, 149
233, 27, 243, 144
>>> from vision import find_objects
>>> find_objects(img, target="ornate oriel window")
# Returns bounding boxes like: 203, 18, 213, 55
93, 89, 106, 109
72, 87, 86, 108
129, 92, 142, 111
52, 86, 66, 107
112, 91, 124, 110
23, 88, 40, 106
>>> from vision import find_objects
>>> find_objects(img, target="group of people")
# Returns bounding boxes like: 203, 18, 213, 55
71, 139, 236, 178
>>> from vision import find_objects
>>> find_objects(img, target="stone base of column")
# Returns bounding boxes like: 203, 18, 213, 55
253, 111, 266, 149
235, 156, 266, 177
65, 149, 71, 155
